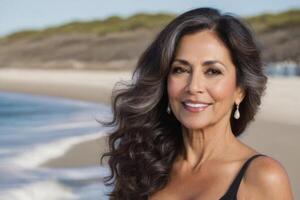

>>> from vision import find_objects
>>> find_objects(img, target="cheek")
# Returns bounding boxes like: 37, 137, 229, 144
167, 77, 185, 99
208, 77, 236, 101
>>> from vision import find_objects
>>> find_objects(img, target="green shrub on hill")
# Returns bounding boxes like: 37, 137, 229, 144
2, 9, 299, 41
3, 13, 175, 41
246, 9, 300, 32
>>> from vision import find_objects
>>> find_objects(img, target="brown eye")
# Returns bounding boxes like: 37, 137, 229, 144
206, 68, 221, 76
171, 66, 188, 74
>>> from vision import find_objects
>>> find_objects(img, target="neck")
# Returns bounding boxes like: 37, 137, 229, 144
179, 117, 236, 170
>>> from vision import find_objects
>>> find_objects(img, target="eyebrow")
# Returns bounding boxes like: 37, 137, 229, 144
172, 58, 227, 68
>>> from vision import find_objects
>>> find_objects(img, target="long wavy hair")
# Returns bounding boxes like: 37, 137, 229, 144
100, 7, 267, 199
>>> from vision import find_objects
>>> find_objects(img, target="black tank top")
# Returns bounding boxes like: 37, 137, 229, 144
219, 154, 265, 200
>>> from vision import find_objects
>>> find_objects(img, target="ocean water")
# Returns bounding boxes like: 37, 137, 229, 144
0, 92, 113, 200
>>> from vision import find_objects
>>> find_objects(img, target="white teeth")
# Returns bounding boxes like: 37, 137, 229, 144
184, 102, 208, 108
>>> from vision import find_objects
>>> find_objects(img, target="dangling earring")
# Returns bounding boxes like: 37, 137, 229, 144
234, 103, 240, 119
167, 104, 171, 114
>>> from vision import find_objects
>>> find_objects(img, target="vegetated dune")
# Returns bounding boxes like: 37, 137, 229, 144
0, 29, 158, 70
0, 10, 299, 70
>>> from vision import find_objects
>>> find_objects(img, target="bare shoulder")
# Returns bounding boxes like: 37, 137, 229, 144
242, 155, 294, 199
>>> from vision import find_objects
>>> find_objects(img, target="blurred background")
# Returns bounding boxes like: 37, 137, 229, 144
0, 0, 299, 199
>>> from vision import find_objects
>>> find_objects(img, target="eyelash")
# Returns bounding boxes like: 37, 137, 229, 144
171, 67, 188, 74
171, 66, 222, 76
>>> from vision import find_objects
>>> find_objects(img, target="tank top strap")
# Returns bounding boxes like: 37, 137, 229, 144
220, 154, 266, 200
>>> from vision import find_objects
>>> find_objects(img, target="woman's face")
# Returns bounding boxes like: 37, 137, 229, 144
167, 30, 244, 130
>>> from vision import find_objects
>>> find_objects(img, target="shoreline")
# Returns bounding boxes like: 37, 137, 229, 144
40, 134, 109, 168
0, 68, 132, 168
1, 69, 299, 198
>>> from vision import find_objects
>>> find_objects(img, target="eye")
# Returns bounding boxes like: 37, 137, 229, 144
206, 68, 222, 76
171, 66, 188, 74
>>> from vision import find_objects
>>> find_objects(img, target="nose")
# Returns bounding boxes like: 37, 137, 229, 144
187, 72, 205, 94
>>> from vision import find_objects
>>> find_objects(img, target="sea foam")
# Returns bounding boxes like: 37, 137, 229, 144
0, 180, 76, 200
10, 131, 108, 169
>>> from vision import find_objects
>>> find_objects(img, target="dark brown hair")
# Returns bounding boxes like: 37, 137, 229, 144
100, 7, 267, 199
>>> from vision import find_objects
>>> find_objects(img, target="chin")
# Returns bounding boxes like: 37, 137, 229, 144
180, 120, 211, 130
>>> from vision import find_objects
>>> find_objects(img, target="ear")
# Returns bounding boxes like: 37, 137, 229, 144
235, 86, 245, 104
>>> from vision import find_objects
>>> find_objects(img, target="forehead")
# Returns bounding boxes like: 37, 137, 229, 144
174, 30, 233, 66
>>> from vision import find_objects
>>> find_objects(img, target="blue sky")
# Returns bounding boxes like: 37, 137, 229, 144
0, 0, 299, 36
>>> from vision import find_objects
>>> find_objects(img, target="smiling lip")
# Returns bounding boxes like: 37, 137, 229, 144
182, 100, 212, 113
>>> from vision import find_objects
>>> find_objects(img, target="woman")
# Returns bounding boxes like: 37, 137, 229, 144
101, 7, 293, 199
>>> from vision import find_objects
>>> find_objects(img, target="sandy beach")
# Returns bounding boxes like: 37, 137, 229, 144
0, 68, 299, 198
0, 68, 133, 105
